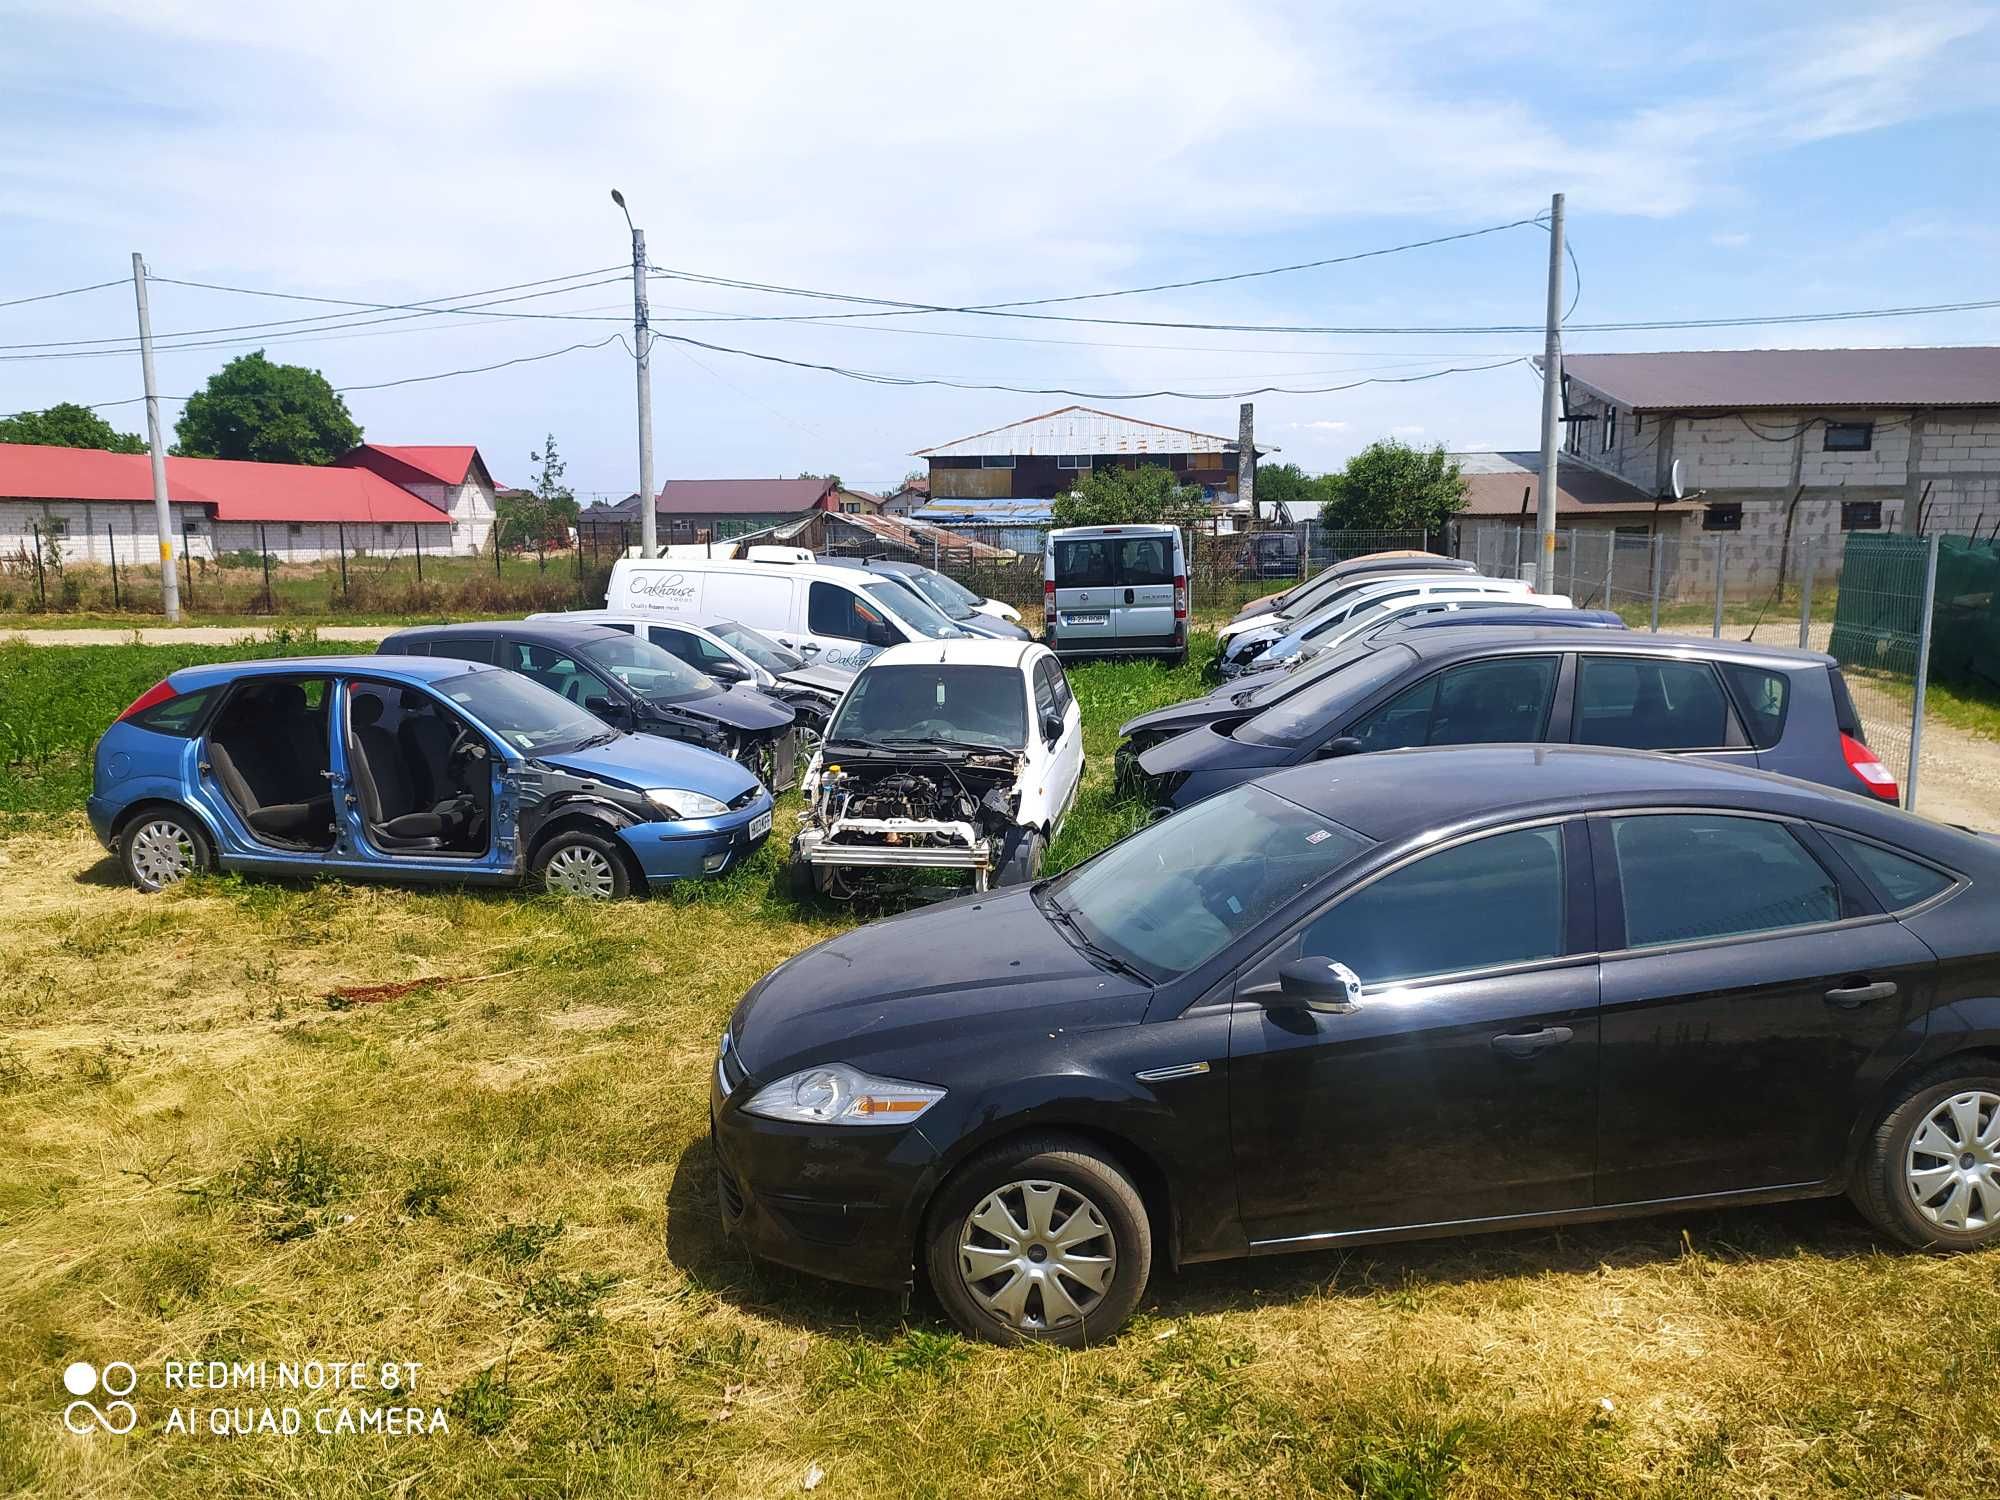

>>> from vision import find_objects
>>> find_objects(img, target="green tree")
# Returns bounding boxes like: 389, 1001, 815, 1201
1247, 461, 1331, 523
1050, 463, 1209, 528
0, 402, 146, 453
497, 435, 579, 550
1317, 439, 1467, 532
173, 351, 362, 465
796, 470, 844, 490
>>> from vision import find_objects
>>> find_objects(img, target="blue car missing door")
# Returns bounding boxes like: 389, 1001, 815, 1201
87, 655, 774, 899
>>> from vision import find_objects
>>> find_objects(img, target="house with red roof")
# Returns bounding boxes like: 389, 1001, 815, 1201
0, 440, 498, 565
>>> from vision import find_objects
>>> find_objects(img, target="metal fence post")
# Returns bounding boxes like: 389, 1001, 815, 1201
108, 522, 121, 609
1601, 531, 1615, 609
414, 524, 424, 582
1648, 531, 1664, 632
32, 523, 45, 607
181, 521, 194, 610
1712, 535, 1726, 638
259, 523, 273, 612
1797, 535, 1815, 649
1906, 533, 1941, 812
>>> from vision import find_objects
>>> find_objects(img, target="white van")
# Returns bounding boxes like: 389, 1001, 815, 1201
1044, 523, 1188, 663
605, 554, 969, 671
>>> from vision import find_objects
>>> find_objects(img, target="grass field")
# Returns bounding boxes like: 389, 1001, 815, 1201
3, 636, 1999, 1497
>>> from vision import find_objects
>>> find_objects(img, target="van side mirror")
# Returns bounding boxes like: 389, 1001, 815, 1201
1277, 958, 1364, 1013
1317, 735, 1364, 760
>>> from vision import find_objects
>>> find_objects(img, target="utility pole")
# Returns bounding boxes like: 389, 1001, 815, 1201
612, 190, 657, 559
1534, 192, 1565, 594
131, 253, 181, 622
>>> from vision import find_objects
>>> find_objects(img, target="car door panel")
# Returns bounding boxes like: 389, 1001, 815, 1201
1052, 537, 1118, 645
1115, 536, 1176, 641
1591, 812, 1936, 1203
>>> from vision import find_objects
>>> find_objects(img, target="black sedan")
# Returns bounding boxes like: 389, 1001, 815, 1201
381, 621, 801, 789
713, 745, 2000, 1345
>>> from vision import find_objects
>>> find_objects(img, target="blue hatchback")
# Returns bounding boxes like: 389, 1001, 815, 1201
88, 655, 775, 898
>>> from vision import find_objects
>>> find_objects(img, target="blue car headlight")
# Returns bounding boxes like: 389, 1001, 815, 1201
644, 788, 731, 818
741, 1063, 945, 1126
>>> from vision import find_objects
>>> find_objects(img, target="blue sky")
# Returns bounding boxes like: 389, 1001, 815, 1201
2, 0, 1995, 496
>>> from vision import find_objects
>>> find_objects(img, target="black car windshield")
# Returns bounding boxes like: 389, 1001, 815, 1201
1237, 640, 1377, 708
710, 619, 803, 673
1048, 784, 1369, 979
827, 663, 1026, 749
901, 570, 979, 621
864, 579, 964, 640
577, 634, 716, 701
433, 670, 607, 752
1236, 643, 1416, 746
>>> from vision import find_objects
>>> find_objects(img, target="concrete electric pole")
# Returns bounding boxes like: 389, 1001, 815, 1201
1534, 192, 1565, 594
612, 189, 657, 560
131, 253, 181, 623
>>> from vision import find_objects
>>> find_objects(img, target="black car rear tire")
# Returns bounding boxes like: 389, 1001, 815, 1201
924, 1135, 1151, 1348
119, 806, 213, 892
994, 827, 1046, 887
1852, 1059, 2000, 1250
532, 829, 633, 900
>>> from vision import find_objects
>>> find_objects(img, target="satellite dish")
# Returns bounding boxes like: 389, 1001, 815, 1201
1669, 459, 1684, 500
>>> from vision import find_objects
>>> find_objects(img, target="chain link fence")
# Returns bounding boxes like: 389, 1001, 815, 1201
1459, 519, 1967, 812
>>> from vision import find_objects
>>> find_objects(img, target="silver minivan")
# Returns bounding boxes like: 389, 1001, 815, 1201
1044, 524, 1188, 663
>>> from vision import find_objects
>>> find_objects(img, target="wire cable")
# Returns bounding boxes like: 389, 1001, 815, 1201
0, 277, 130, 311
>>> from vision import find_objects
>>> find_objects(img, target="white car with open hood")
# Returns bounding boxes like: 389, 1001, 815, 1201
789, 639, 1084, 897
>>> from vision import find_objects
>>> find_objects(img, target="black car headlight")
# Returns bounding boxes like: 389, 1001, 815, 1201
740, 1063, 945, 1126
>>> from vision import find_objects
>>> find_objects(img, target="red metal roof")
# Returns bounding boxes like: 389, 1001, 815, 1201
353, 444, 480, 486
0, 442, 449, 524
655, 477, 837, 514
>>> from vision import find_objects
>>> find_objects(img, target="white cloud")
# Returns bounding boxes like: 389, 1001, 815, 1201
1287, 419, 1350, 431
1390, 424, 1427, 436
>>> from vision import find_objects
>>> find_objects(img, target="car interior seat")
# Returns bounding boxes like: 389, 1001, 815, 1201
206, 681, 334, 847
346, 690, 473, 848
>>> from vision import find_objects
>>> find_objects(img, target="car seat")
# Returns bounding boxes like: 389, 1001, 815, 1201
347, 691, 472, 847
207, 681, 333, 845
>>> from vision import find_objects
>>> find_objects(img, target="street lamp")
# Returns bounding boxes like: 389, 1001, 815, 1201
612, 188, 657, 560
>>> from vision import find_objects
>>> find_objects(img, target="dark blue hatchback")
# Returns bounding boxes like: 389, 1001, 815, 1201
88, 654, 774, 898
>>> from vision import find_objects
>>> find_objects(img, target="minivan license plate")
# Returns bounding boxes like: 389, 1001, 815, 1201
749, 810, 773, 840
1065, 611, 1108, 626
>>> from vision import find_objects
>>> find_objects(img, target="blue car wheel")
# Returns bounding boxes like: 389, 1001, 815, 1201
121, 807, 212, 892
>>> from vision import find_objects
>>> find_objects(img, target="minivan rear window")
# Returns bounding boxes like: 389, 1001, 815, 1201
1054, 539, 1114, 588
1720, 662, 1791, 749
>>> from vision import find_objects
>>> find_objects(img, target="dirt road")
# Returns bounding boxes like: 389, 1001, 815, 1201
2, 624, 392, 646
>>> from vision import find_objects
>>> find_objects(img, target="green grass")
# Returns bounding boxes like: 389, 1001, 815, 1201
2, 629, 1998, 1496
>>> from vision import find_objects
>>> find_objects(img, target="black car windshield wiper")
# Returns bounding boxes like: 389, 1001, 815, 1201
1037, 892, 1154, 986
564, 728, 622, 750
826, 734, 896, 752
883, 734, 1010, 754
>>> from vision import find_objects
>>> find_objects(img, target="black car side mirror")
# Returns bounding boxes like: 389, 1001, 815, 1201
1276, 957, 1364, 1014
1317, 736, 1364, 760
709, 660, 751, 684
584, 695, 616, 718
1043, 713, 1064, 744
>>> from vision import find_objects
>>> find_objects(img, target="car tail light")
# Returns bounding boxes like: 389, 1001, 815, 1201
1043, 578, 1056, 626
117, 679, 176, 721
1841, 732, 1899, 802
1173, 574, 1188, 620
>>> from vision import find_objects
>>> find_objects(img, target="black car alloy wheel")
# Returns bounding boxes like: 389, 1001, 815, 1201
1855, 1060, 2000, 1250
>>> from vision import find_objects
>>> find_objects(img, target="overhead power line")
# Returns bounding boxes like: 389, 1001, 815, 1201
0, 276, 131, 311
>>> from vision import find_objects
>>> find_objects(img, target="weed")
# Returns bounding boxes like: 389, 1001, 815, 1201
1335, 1420, 1471, 1500
890, 1326, 970, 1376
520, 1270, 618, 1346
399, 1159, 458, 1219
448, 1365, 514, 1437
218, 1134, 348, 1242
482, 1217, 566, 1265
0, 1044, 30, 1095
136, 1242, 214, 1313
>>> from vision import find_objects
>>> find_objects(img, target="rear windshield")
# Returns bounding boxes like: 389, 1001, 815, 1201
1054, 533, 1177, 588
1236, 644, 1416, 746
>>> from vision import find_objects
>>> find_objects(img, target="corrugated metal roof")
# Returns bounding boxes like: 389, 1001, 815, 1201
655, 478, 836, 514
913, 404, 1275, 458
1451, 451, 1694, 517
911, 496, 1056, 523
350, 444, 481, 486
0, 443, 450, 523
1554, 347, 2000, 411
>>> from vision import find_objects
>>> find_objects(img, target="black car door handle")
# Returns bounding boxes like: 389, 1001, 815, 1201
1491, 1026, 1574, 1059
1825, 980, 1898, 1008
1124, 588, 1135, 604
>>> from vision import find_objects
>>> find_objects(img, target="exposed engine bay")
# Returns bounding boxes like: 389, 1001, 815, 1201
792, 750, 1025, 895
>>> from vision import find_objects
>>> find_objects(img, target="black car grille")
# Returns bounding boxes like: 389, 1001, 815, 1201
728, 786, 761, 811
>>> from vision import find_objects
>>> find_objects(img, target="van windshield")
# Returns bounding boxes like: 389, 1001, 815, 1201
863, 579, 965, 639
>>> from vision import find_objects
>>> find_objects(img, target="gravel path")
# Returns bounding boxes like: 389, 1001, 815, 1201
1, 624, 392, 646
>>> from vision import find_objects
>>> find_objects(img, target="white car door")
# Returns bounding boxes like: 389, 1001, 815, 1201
1031, 654, 1085, 831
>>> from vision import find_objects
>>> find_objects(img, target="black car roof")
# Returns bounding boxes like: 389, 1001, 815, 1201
1259, 744, 1878, 844
1400, 624, 1836, 668
384, 621, 627, 648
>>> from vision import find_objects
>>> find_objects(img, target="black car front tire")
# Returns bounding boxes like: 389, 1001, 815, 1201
924, 1135, 1151, 1348
1853, 1060, 2000, 1251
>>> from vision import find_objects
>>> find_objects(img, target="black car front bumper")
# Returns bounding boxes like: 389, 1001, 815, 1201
709, 1065, 942, 1293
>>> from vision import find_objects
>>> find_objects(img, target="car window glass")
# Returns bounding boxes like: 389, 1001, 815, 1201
1048, 658, 1074, 712
578, 633, 713, 700
1821, 831, 1954, 909
134, 685, 217, 736
1301, 826, 1565, 984
1344, 656, 1557, 751
1235, 644, 1417, 747
1054, 539, 1114, 588
1051, 784, 1369, 980
808, 581, 886, 643
1612, 814, 1840, 948
600, 621, 635, 635
1721, 663, 1791, 749
1117, 537, 1173, 585
826, 664, 1027, 749
426, 636, 495, 665
710, 620, 803, 672
1576, 657, 1734, 749
1033, 660, 1059, 727
511, 641, 614, 706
